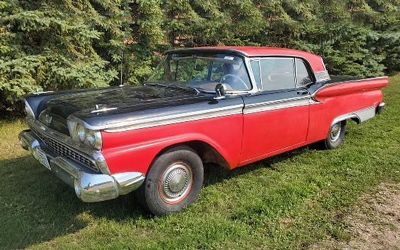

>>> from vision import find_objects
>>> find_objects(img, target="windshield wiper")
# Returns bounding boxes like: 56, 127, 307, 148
146, 83, 201, 94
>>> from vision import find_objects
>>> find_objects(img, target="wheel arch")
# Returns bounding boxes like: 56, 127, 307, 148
151, 140, 231, 170
331, 114, 360, 126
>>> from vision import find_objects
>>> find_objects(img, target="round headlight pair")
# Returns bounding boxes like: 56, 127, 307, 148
72, 122, 102, 150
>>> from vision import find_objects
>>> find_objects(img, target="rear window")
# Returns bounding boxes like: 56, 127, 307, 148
295, 58, 313, 87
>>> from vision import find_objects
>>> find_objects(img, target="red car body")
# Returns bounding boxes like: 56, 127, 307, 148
19, 46, 388, 214
101, 47, 387, 175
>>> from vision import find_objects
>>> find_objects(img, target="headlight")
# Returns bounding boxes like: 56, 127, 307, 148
24, 99, 35, 118
67, 118, 102, 150
85, 130, 102, 149
76, 124, 86, 142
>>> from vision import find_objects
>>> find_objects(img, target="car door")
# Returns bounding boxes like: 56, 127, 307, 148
240, 57, 313, 165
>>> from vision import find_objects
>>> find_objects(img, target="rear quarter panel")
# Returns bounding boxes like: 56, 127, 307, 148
307, 77, 388, 143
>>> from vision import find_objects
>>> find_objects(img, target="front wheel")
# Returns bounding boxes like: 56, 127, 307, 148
323, 121, 346, 149
137, 146, 204, 216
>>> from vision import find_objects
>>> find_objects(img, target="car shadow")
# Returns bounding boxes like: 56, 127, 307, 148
0, 155, 147, 249
203, 146, 312, 187
0, 145, 313, 249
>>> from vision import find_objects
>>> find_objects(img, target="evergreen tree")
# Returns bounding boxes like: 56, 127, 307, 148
0, 0, 126, 114
0, 0, 399, 115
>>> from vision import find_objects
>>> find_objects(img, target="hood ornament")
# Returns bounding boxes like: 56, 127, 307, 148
91, 104, 117, 114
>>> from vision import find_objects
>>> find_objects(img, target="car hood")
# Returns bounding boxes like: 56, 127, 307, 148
40, 84, 211, 134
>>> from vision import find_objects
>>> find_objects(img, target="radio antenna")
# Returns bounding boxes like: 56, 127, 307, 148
119, 49, 124, 87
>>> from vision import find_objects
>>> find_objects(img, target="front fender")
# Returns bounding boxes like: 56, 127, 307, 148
101, 114, 243, 175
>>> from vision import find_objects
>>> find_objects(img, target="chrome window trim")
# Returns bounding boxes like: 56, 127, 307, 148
250, 56, 323, 84
293, 58, 298, 88
294, 58, 315, 88
258, 59, 263, 91
159, 53, 256, 95
243, 57, 260, 94
249, 59, 263, 91
250, 57, 298, 92
321, 57, 328, 71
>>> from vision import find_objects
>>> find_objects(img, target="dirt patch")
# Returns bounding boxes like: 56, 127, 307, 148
312, 183, 400, 250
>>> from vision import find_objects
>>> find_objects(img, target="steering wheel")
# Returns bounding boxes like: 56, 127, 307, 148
220, 74, 249, 90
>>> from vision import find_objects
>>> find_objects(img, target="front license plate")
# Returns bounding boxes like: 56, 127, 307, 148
33, 148, 51, 170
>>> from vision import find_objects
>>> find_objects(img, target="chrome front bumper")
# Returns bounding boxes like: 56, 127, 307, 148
19, 130, 145, 202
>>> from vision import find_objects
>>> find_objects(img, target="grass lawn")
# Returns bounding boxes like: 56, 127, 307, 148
1, 75, 399, 249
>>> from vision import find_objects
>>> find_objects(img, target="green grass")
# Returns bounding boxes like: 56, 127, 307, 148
1, 75, 400, 249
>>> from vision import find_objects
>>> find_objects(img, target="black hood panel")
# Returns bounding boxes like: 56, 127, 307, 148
44, 85, 201, 119
38, 84, 217, 134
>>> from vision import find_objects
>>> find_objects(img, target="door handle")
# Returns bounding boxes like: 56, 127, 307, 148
297, 89, 309, 95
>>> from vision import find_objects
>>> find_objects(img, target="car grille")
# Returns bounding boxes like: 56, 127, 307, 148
34, 131, 99, 172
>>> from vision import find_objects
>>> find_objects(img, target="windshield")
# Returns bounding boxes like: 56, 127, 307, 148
146, 53, 252, 92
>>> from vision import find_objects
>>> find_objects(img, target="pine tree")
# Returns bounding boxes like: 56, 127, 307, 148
0, 0, 125, 114
0, 0, 399, 115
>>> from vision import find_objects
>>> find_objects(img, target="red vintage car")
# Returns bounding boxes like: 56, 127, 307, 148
19, 47, 388, 215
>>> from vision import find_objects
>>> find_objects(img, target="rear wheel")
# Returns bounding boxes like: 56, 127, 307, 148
137, 146, 204, 216
323, 121, 346, 149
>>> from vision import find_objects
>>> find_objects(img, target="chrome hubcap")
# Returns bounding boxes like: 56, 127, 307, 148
160, 162, 193, 203
330, 123, 342, 142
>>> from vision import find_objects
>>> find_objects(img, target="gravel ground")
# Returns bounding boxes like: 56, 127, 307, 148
312, 183, 400, 250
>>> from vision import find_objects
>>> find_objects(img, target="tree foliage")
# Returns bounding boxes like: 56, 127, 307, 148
0, 0, 399, 114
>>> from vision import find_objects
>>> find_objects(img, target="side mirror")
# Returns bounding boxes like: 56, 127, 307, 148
215, 83, 226, 99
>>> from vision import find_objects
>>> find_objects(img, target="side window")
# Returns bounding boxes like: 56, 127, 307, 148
295, 58, 313, 87
259, 58, 295, 91
250, 60, 262, 90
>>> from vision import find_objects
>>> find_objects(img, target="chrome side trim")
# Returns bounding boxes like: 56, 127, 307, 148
97, 105, 244, 132
244, 96, 311, 114
99, 96, 318, 132
332, 113, 359, 125
309, 99, 321, 105
331, 105, 377, 125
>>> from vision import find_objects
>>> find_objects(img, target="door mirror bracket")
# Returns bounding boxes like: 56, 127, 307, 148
214, 83, 227, 99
